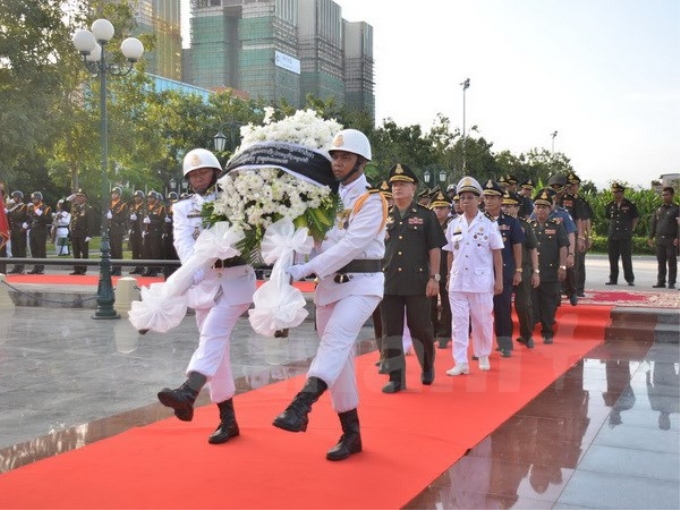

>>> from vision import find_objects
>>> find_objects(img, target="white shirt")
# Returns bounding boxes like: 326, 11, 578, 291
444, 211, 503, 293
306, 174, 386, 306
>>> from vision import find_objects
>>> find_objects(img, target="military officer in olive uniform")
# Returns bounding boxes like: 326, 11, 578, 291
430, 190, 454, 348
69, 189, 96, 275
142, 190, 166, 276
7, 190, 29, 274
107, 187, 128, 276
648, 187, 679, 289
566, 172, 593, 296
605, 182, 639, 286
381, 163, 446, 394
518, 179, 535, 220
530, 189, 569, 344
128, 190, 145, 274
501, 191, 540, 348
26, 191, 52, 274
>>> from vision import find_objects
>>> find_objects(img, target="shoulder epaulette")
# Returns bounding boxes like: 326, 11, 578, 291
484, 211, 496, 222
178, 193, 194, 201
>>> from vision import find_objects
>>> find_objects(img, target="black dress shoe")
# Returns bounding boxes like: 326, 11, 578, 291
669, 283, 676, 289
500, 350, 512, 358
569, 293, 578, 306
605, 281, 617, 285
69, 271, 81, 275
421, 369, 434, 385
543, 337, 554, 344
652, 283, 666, 288
628, 282, 635, 287
382, 381, 402, 394
577, 292, 585, 297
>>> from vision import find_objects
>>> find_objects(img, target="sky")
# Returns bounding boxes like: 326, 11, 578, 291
181, 0, 680, 190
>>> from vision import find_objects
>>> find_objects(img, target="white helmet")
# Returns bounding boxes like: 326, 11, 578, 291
328, 129, 371, 161
182, 148, 221, 176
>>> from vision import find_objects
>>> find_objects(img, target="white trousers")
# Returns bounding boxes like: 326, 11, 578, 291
186, 300, 249, 404
55, 229, 69, 256
449, 291, 494, 364
308, 294, 381, 413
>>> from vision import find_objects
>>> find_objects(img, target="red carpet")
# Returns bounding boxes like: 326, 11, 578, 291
0, 305, 611, 509
5, 273, 317, 293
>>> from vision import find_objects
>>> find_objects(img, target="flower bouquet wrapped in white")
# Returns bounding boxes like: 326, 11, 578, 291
202, 108, 343, 336
128, 108, 342, 336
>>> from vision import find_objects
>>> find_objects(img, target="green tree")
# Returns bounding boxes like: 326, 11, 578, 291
0, 0, 89, 181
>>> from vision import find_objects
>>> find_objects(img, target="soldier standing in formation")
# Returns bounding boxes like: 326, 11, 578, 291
648, 187, 679, 289
530, 189, 569, 344
163, 191, 180, 278
128, 190, 145, 275
605, 182, 639, 286
107, 187, 128, 276
7, 190, 29, 274
141, 191, 166, 276
444, 176, 503, 376
69, 189, 95, 275
26, 191, 51, 274
380, 163, 445, 394
52, 199, 71, 256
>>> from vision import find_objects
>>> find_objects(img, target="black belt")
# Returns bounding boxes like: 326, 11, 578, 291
336, 259, 382, 275
213, 256, 247, 269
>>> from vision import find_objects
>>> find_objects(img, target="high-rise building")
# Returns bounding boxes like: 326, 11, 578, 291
342, 20, 374, 120
133, 0, 182, 81
182, 0, 373, 118
297, 0, 343, 107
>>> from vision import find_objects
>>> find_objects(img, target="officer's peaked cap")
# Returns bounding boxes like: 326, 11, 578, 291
388, 163, 418, 184
456, 176, 483, 196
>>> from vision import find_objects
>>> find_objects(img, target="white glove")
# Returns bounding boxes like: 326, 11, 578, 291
106, 211, 112, 219
164, 216, 172, 223
67, 194, 76, 202
22, 222, 29, 230
143, 217, 151, 224
286, 263, 311, 282
4, 209, 7, 214
193, 269, 205, 286
85, 237, 91, 243
35, 208, 43, 216
130, 213, 137, 221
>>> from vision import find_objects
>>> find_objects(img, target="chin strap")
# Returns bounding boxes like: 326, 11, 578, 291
336, 160, 362, 183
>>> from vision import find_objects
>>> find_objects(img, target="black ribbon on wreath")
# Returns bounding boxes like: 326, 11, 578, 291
223, 141, 338, 193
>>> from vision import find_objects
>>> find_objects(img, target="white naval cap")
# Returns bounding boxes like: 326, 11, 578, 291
456, 176, 483, 196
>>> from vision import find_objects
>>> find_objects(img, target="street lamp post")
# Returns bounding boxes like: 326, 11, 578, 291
461, 78, 470, 172
73, 19, 144, 320
551, 130, 558, 158
423, 169, 432, 186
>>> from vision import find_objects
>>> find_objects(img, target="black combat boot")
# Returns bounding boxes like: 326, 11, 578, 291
272, 376, 327, 432
157, 372, 206, 422
326, 409, 362, 461
208, 399, 240, 444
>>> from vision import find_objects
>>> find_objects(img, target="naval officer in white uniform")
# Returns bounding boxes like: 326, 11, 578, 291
444, 176, 503, 375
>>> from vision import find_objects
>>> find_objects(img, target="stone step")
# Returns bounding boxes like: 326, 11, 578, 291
606, 307, 680, 344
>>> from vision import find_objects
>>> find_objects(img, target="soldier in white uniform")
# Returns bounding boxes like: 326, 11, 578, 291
157, 148, 256, 445
444, 176, 503, 375
275, 129, 387, 461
